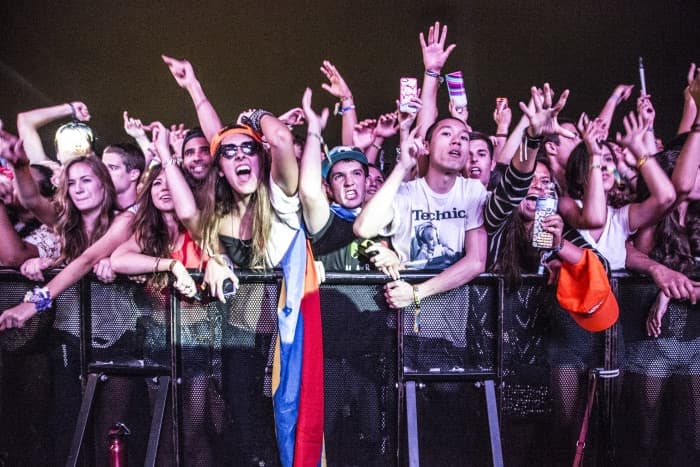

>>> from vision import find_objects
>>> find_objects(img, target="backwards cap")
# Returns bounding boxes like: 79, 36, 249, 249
321, 146, 368, 181
556, 249, 619, 332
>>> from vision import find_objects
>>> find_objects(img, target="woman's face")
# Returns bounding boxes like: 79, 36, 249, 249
218, 133, 262, 197
519, 162, 553, 221
67, 161, 105, 214
150, 172, 173, 212
599, 145, 616, 193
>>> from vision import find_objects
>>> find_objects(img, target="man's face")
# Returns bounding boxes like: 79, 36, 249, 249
464, 138, 495, 186
325, 159, 366, 209
428, 118, 470, 173
182, 136, 212, 180
102, 150, 134, 195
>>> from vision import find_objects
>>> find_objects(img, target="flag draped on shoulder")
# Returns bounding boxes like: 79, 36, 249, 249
273, 227, 324, 467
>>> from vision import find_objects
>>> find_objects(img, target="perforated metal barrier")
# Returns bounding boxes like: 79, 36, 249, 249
0, 270, 698, 467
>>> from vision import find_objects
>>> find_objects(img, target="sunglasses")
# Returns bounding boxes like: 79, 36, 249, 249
218, 141, 261, 158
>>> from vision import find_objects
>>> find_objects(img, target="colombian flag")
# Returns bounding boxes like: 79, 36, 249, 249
273, 228, 324, 466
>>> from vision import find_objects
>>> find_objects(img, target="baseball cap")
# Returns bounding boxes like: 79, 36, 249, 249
556, 249, 619, 332
321, 146, 368, 181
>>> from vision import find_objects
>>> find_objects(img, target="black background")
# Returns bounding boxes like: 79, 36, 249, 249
2, 0, 699, 153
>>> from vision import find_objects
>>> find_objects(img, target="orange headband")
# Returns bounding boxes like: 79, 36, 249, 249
209, 124, 263, 157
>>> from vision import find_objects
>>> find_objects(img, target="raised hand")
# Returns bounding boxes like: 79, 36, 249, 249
169, 123, 187, 155
123, 111, 146, 139
493, 99, 512, 133
397, 97, 421, 133
448, 100, 470, 128
519, 83, 573, 138
150, 122, 171, 161
70, 101, 91, 122
688, 65, 700, 108
352, 119, 378, 152
615, 111, 649, 158
375, 112, 399, 139
419, 21, 456, 72
162, 55, 198, 90
637, 94, 656, 129
577, 113, 606, 155
613, 84, 634, 104
278, 107, 306, 127
301, 88, 329, 134
320, 60, 352, 99
397, 126, 426, 172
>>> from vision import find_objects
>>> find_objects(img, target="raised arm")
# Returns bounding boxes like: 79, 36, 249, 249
320, 60, 357, 146
678, 63, 698, 135
4, 139, 58, 226
162, 55, 222, 141
123, 111, 152, 156
672, 71, 700, 201
558, 114, 607, 229
257, 111, 298, 196
368, 112, 399, 165
617, 112, 676, 230
17, 101, 90, 163
298, 88, 331, 235
491, 98, 513, 163
416, 21, 456, 140
596, 84, 634, 139
354, 127, 425, 239
151, 123, 201, 238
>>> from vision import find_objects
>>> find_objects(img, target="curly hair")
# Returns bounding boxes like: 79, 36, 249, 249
55, 156, 117, 262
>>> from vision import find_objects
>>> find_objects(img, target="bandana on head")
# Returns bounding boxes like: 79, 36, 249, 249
209, 124, 263, 158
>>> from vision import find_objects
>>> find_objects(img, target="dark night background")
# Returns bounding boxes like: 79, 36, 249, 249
1, 0, 699, 154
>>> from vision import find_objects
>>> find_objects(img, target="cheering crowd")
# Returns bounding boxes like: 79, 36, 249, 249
0, 21, 699, 466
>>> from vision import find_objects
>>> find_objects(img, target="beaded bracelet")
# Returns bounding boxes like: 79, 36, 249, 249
424, 69, 444, 84
23, 286, 53, 313
248, 109, 274, 133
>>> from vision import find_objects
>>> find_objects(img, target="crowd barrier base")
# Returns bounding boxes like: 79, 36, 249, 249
0, 270, 699, 467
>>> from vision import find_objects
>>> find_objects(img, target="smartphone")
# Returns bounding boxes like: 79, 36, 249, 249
446, 71, 468, 109
496, 97, 509, 111
399, 77, 418, 113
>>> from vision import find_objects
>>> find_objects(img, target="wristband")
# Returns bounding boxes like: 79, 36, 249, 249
248, 109, 274, 133
23, 286, 52, 313
424, 69, 444, 84
68, 103, 78, 121
337, 104, 356, 116
307, 131, 324, 145
494, 133, 508, 138
525, 134, 543, 149
590, 163, 602, 171
412, 285, 421, 333
371, 142, 382, 151
340, 94, 353, 102
636, 155, 649, 169
552, 241, 564, 254
195, 98, 209, 111
169, 259, 179, 273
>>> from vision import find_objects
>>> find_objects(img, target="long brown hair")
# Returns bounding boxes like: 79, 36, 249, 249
55, 156, 117, 262
490, 155, 553, 290
132, 164, 185, 289
648, 134, 700, 277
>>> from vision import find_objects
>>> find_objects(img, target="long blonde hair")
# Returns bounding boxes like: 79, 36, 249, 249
200, 125, 272, 269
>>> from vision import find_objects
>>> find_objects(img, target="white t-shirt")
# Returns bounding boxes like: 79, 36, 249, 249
576, 201, 636, 270
264, 175, 302, 268
383, 176, 487, 270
